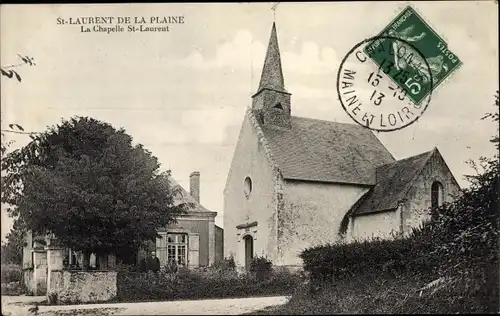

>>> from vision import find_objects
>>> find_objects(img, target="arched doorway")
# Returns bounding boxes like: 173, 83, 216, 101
243, 235, 254, 271
431, 181, 444, 209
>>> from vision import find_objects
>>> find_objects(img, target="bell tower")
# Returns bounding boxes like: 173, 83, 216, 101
252, 22, 292, 129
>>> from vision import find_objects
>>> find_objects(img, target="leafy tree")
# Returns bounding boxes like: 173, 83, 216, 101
1, 54, 36, 266
1, 54, 36, 157
0, 54, 35, 82
1, 219, 25, 265
1, 116, 189, 269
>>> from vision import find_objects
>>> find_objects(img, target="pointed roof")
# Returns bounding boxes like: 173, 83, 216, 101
351, 149, 437, 216
162, 175, 216, 216
254, 22, 288, 95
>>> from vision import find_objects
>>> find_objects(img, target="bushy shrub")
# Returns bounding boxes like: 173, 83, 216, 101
1, 281, 24, 296
1, 264, 22, 283
116, 264, 300, 302
250, 256, 273, 280
48, 292, 59, 305
300, 150, 498, 283
210, 255, 236, 273
298, 110, 499, 313
300, 231, 437, 284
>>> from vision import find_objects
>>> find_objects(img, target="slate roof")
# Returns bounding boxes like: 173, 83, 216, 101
352, 149, 435, 215
254, 22, 288, 95
258, 116, 396, 185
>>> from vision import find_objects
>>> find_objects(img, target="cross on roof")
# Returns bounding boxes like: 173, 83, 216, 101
271, 3, 280, 21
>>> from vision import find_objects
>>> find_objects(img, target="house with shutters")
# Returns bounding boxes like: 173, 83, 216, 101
223, 22, 462, 271
141, 171, 224, 269
22, 171, 223, 295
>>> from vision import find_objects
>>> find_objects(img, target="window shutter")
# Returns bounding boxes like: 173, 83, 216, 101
156, 233, 166, 248
188, 233, 199, 268
157, 248, 167, 266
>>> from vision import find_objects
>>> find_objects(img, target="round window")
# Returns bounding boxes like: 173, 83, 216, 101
244, 177, 252, 198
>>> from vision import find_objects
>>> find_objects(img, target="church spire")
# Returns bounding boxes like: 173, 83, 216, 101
256, 22, 287, 94
251, 22, 292, 129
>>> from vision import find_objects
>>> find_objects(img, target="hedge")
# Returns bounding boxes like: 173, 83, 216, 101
300, 225, 440, 283
298, 151, 499, 313
116, 256, 301, 302
1, 264, 22, 284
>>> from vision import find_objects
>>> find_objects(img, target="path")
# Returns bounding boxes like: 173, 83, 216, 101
1, 295, 290, 315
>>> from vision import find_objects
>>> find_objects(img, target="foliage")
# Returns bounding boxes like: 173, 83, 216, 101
0, 54, 36, 82
1, 219, 25, 265
1, 116, 190, 258
116, 266, 301, 303
48, 292, 59, 305
295, 91, 499, 314
250, 256, 273, 280
1, 281, 25, 296
300, 232, 438, 284
210, 255, 236, 272
1, 54, 36, 157
248, 270, 497, 315
0, 54, 35, 82
1, 54, 35, 270
0, 264, 22, 283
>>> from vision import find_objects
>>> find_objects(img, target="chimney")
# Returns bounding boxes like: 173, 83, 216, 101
189, 171, 200, 203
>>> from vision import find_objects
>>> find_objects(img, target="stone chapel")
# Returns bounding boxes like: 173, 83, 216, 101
223, 22, 461, 271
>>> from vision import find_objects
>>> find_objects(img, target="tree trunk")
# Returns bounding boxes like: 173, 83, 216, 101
82, 251, 91, 271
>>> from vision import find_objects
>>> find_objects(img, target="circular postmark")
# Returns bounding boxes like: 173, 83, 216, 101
336, 35, 434, 132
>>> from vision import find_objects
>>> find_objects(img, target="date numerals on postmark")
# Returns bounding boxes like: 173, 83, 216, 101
367, 71, 408, 105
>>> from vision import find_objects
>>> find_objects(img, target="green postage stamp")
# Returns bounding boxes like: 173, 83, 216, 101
364, 5, 462, 105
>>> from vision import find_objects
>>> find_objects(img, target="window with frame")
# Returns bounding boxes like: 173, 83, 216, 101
167, 233, 188, 267
431, 181, 444, 209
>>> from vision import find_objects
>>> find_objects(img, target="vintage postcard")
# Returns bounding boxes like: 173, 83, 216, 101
1, 2, 498, 315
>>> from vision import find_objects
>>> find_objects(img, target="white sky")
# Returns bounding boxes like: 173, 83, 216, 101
1, 2, 498, 240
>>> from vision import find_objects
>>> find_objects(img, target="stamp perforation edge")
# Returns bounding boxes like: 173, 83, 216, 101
364, 4, 463, 105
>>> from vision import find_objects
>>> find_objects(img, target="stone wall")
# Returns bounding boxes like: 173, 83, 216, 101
348, 149, 462, 241
33, 251, 48, 295
401, 150, 462, 234
215, 225, 224, 263
23, 268, 35, 294
279, 181, 368, 266
48, 271, 117, 304
350, 209, 400, 241
223, 111, 280, 269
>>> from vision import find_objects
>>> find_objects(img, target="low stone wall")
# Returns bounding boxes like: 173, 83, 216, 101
23, 268, 35, 294
23, 267, 47, 295
48, 270, 117, 304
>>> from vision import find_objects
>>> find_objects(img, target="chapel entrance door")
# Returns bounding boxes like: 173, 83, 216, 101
244, 235, 253, 271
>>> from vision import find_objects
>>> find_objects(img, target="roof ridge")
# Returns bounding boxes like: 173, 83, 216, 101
246, 107, 282, 178
291, 115, 360, 127
430, 147, 462, 190
224, 112, 248, 195
396, 149, 436, 205
378, 149, 433, 170
167, 174, 212, 213
351, 149, 442, 216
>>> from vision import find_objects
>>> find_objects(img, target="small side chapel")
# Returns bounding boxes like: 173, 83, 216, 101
223, 22, 461, 271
